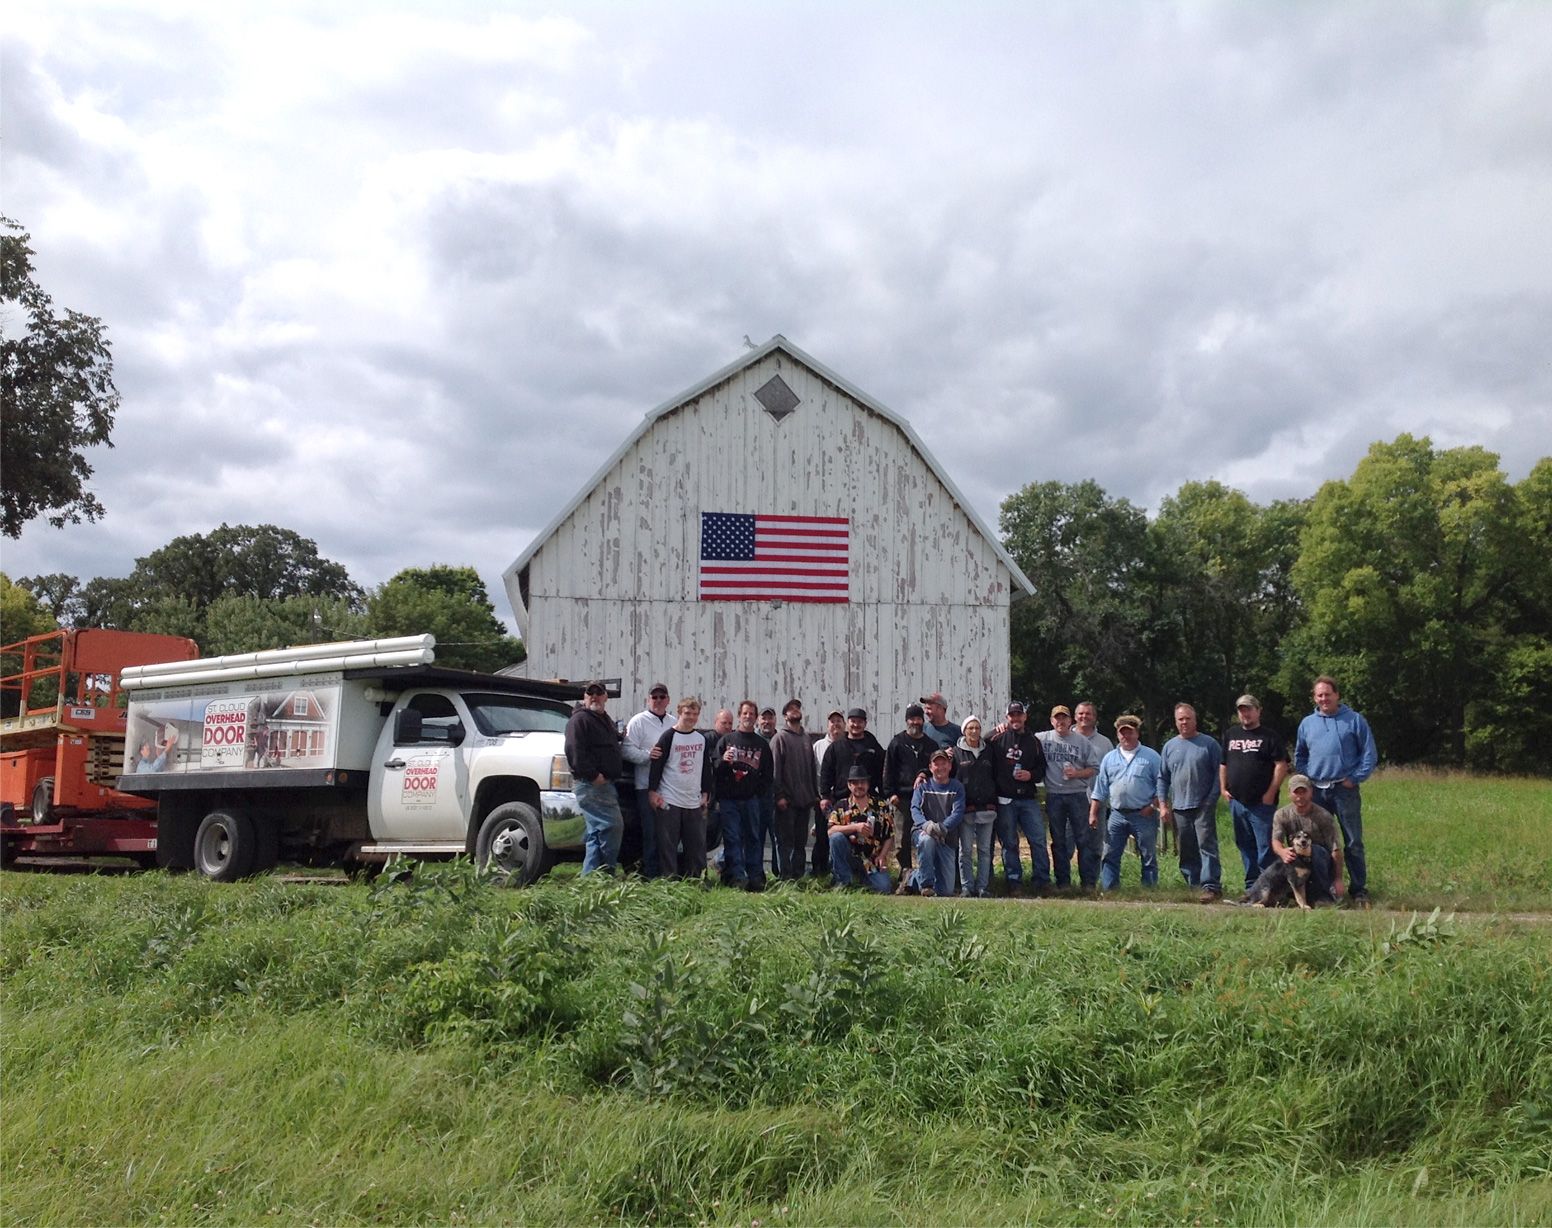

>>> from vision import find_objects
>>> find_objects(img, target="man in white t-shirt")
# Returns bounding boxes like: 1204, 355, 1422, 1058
646, 697, 714, 880
621, 683, 673, 878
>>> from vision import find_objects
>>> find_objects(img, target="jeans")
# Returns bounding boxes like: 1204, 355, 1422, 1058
717, 797, 765, 886
1229, 798, 1275, 888
958, 809, 996, 896
828, 831, 891, 892
1313, 783, 1366, 894
634, 789, 660, 879
1172, 800, 1222, 893
1100, 808, 1159, 889
574, 778, 624, 875
1045, 792, 1097, 887
996, 797, 1049, 887
912, 825, 958, 895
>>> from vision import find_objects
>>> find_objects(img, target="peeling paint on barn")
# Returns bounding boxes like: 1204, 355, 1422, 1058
503, 336, 1034, 727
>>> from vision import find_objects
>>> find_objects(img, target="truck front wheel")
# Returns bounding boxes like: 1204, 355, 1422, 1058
193, 809, 258, 881
475, 802, 552, 887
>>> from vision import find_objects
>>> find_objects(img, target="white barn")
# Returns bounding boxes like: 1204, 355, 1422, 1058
502, 336, 1034, 728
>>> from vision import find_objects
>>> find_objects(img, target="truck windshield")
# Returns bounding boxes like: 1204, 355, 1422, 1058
464, 693, 572, 736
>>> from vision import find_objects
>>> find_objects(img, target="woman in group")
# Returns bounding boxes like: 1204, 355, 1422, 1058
952, 716, 999, 898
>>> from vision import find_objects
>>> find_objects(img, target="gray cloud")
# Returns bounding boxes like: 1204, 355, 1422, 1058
5, 1, 1550, 635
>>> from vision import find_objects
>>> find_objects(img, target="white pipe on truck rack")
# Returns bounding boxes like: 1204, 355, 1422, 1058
119, 636, 437, 691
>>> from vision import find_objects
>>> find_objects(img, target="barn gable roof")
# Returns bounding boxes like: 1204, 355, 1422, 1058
503, 335, 1034, 598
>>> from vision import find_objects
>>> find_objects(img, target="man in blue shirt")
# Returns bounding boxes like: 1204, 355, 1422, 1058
1089, 714, 1166, 890
1295, 676, 1379, 907
1160, 702, 1224, 903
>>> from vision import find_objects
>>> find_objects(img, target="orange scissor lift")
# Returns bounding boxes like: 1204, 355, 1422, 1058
0, 628, 199, 866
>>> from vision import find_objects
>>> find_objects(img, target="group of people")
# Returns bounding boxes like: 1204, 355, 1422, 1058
561, 675, 1379, 907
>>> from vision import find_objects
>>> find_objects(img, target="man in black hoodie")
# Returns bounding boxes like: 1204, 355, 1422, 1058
818, 708, 885, 815
987, 700, 1050, 894
883, 703, 937, 877
564, 681, 625, 875
713, 699, 774, 890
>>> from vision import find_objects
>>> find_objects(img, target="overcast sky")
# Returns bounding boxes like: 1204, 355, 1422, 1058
6, 0, 1551, 630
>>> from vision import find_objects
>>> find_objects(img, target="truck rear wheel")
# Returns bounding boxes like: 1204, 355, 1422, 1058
193, 809, 258, 881
475, 802, 552, 886
30, 778, 54, 824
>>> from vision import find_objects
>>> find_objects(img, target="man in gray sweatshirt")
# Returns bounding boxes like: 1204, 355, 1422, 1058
770, 698, 820, 881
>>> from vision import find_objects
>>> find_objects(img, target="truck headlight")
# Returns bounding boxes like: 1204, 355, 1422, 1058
549, 755, 573, 790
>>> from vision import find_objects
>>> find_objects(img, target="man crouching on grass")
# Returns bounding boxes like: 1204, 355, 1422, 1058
1259, 774, 1344, 906
828, 765, 895, 892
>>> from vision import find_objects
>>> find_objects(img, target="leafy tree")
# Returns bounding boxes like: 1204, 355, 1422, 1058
1, 572, 58, 716
68, 524, 363, 648
1, 218, 120, 537
125, 524, 362, 612
1150, 482, 1307, 733
15, 573, 83, 624
202, 594, 369, 656
1279, 435, 1523, 765
367, 565, 524, 673
1000, 480, 1169, 730
1461, 458, 1552, 773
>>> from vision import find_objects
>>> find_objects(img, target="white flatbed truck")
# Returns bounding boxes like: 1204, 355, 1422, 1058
115, 635, 586, 882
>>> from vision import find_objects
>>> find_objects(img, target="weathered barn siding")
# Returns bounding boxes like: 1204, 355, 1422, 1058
505, 339, 1031, 727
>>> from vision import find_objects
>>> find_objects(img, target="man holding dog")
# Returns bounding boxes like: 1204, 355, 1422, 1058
1295, 677, 1377, 907
1266, 774, 1344, 904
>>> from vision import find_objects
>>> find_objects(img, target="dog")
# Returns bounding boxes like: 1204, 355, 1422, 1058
1242, 830, 1314, 910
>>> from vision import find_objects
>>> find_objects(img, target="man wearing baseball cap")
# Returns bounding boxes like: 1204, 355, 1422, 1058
1088, 714, 1166, 890
884, 703, 937, 880
564, 681, 626, 875
987, 700, 1050, 894
1261, 774, 1343, 904
1220, 693, 1288, 891
919, 692, 961, 750
1038, 705, 1101, 890
621, 683, 674, 878
818, 707, 885, 816
909, 747, 966, 897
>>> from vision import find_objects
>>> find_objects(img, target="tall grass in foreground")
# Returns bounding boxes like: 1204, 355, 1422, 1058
3, 866, 1550, 1225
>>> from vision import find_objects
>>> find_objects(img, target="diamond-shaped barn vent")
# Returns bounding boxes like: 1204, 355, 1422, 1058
755, 374, 801, 422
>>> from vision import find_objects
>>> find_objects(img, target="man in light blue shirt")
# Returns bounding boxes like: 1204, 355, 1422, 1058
1295, 676, 1379, 906
1160, 703, 1224, 902
1089, 714, 1166, 890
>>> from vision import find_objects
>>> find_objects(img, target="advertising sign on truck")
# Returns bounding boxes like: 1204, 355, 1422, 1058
128, 682, 344, 775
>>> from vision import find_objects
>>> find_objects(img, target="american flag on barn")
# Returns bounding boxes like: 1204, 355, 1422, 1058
698, 512, 850, 602
503, 336, 1033, 727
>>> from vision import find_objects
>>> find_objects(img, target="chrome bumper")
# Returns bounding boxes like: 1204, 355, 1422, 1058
539, 790, 586, 850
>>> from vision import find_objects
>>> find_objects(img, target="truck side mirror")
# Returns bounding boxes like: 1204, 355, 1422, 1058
395, 708, 423, 744
447, 720, 466, 747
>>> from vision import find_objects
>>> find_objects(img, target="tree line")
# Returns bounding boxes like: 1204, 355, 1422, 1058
1001, 436, 1550, 775
4, 524, 525, 675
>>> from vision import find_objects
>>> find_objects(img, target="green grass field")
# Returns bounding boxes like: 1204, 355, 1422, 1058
2, 770, 1550, 1226
1128, 768, 1552, 913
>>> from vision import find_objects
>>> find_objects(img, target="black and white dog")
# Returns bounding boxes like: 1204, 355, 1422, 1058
1243, 830, 1314, 910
